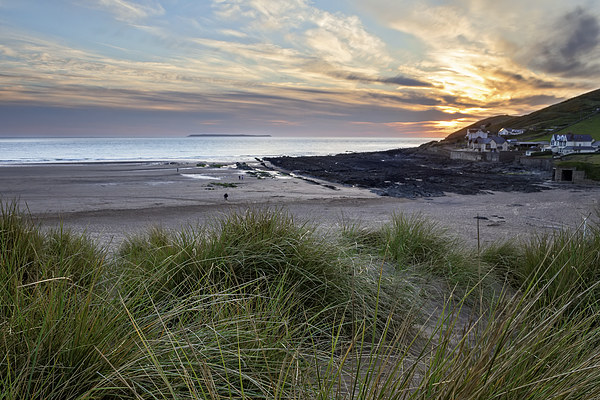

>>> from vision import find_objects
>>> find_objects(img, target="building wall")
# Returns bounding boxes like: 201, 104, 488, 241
553, 167, 587, 183
484, 152, 500, 162
451, 150, 521, 162
519, 157, 553, 170
496, 151, 522, 162
450, 150, 482, 161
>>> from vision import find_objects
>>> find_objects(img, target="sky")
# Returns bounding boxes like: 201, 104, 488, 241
1, 0, 599, 138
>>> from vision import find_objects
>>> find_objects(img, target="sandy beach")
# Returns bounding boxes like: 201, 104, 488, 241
1, 160, 598, 250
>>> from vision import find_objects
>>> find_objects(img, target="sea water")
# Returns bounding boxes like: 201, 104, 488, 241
0, 136, 438, 165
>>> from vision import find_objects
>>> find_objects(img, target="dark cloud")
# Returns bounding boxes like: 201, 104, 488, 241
489, 69, 566, 90
485, 95, 565, 109
560, 8, 599, 60
287, 87, 344, 96
365, 92, 442, 106
533, 7, 600, 76
508, 94, 564, 107
330, 104, 471, 123
439, 95, 480, 108
332, 71, 433, 87
378, 75, 434, 87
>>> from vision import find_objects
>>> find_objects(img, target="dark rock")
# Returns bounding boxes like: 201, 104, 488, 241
266, 147, 549, 199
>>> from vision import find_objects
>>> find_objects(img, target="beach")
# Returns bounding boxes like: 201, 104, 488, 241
1, 160, 598, 250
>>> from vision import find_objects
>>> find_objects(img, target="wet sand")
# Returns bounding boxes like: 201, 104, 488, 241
1, 161, 598, 250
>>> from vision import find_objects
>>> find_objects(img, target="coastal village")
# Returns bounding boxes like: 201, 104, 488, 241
457, 127, 598, 157
449, 125, 600, 183
439, 88, 600, 184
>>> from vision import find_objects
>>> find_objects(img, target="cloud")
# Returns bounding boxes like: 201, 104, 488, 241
78, 0, 165, 22
365, 92, 441, 106
379, 75, 433, 87
369, 119, 475, 137
486, 69, 566, 90
529, 7, 600, 76
331, 71, 433, 87
355, 0, 600, 117
218, 29, 248, 38
304, 11, 390, 68
212, 0, 310, 30
212, 0, 391, 73
0, 31, 449, 126
506, 94, 565, 107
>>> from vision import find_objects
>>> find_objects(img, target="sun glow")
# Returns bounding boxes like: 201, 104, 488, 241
433, 118, 475, 131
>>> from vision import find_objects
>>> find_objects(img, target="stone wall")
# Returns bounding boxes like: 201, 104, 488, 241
450, 150, 482, 161
519, 157, 554, 170
450, 150, 522, 163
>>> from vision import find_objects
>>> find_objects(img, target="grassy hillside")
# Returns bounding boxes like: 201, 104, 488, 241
444, 88, 600, 142
561, 153, 600, 164
555, 113, 600, 139
442, 115, 513, 143
3, 202, 600, 399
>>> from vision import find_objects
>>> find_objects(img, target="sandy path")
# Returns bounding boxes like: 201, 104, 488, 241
1, 161, 598, 250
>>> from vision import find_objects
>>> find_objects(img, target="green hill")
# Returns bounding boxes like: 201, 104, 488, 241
442, 115, 514, 143
554, 113, 600, 140
443, 88, 600, 142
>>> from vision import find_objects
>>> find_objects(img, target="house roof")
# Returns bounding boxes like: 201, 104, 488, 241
475, 136, 506, 145
552, 133, 594, 142
466, 129, 488, 137
499, 128, 524, 134
518, 141, 549, 145
562, 146, 597, 152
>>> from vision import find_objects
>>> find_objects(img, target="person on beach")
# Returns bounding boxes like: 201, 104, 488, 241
224, 193, 229, 201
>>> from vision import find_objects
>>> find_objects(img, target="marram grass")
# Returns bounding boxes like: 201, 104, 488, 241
1, 202, 600, 399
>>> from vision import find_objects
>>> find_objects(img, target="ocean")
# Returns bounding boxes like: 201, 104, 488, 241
0, 136, 438, 165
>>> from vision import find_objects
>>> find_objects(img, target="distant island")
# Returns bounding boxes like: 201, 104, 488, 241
188, 134, 271, 137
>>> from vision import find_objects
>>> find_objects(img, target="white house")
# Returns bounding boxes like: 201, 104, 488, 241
550, 133, 595, 154
473, 136, 509, 152
498, 128, 525, 136
525, 146, 548, 156
466, 129, 489, 145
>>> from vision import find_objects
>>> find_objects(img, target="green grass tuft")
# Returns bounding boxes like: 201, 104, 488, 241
210, 182, 238, 188
3, 202, 600, 399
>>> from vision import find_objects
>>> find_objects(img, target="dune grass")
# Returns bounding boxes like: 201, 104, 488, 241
0, 202, 130, 399
116, 210, 399, 334
482, 218, 600, 314
341, 213, 493, 303
1, 202, 600, 399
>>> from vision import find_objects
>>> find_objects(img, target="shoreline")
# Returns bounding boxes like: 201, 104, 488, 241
0, 160, 219, 168
1, 158, 598, 250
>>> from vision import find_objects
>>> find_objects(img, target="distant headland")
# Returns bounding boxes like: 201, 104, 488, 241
188, 134, 271, 137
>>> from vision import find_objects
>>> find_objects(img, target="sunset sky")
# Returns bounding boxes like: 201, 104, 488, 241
1, 0, 599, 138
